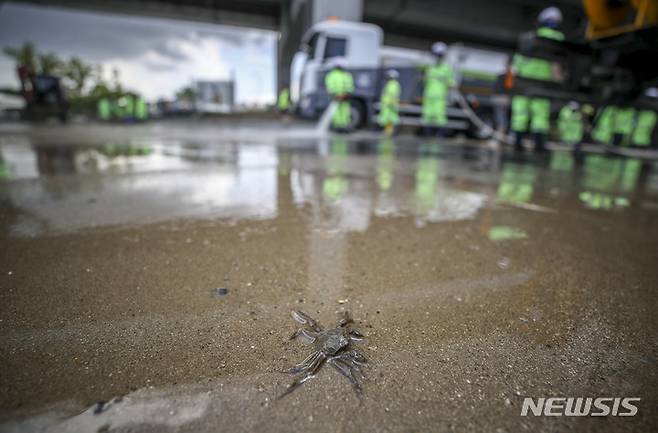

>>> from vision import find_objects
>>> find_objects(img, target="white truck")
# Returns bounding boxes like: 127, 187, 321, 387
290, 19, 510, 135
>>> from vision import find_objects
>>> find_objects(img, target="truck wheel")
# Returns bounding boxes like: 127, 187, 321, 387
348, 99, 366, 130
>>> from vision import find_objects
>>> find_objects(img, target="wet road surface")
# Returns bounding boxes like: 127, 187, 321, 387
1, 121, 657, 432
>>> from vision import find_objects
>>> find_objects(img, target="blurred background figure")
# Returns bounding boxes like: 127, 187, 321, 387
421, 41, 454, 137
558, 100, 583, 149
612, 106, 635, 147
510, 6, 564, 152
277, 85, 290, 115
631, 107, 657, 148
377, 69, 400, 136
324, 57, 354, 132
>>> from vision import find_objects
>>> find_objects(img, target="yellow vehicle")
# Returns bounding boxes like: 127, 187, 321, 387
584, 0, 658, 39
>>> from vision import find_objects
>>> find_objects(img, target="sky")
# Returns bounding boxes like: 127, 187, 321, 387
0, 2, 277, 104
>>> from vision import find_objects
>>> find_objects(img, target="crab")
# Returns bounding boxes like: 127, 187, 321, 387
279, 310, 367, 398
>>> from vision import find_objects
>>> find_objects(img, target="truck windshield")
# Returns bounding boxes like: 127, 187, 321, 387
323, 36, 347, 61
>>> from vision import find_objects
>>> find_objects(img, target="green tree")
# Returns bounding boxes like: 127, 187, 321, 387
65, 56, 94, 95
3, 42, 38, 73
38, 52, 63, 75
176, 86, 196, 101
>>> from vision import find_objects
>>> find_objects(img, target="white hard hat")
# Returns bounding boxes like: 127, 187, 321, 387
386, 69, 399, 79
538, 7, 563, 25
431, 41, 447, 56
645, 87, 658, 98
328, 56, 347, 69
568, 100, 580, 110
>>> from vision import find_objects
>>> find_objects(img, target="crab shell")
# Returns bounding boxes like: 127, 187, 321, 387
316, 328, 350, 355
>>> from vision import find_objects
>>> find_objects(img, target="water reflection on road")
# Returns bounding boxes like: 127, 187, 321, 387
1, 135, 658, 237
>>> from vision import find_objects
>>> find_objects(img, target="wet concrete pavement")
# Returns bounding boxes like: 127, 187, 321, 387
1, 120, 657, 432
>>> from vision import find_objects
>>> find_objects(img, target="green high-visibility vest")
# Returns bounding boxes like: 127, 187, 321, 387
381, 79, 401, 105
125, 96, 136, 119
325, 68, 354, 96
278, 88, 290, 110
135, 98, 148, 120
423, 62, 455, 99
513, 27, 564, 81
613, 107, 635, 135
632, 110, 656, 146
558, 105, 583, 144
97, 98, 111, 120
592, 106, 615, 144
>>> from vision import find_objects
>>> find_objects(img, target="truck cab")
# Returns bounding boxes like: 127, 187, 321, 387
291, 20, 382, 126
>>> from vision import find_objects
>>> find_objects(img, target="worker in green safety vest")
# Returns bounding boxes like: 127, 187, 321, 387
277, 87, 290, 114
592, 106, 615, 145
631, 110, 657, 147
97, 98, 111, 121
378, 69, 401, 135
324, 57, 354, 132
125, 95, 136, 121
422, 41, 455, 136
510, 6, 564, 152
558, 101, 583, 147
612, 106, 635, 147
135, 97, 148, 121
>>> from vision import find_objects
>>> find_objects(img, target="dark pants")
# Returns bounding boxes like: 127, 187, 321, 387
612, 133, 624, 147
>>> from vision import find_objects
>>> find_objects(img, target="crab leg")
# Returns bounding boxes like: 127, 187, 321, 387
348, 330, 365, 342
284, 350, 322, 374
335, 350, 367, 366
328, 357, 362, 395
289, 328, 319, 343
291, 310, 322, 332
278, 353, 326, 398
336, 311, 353, 327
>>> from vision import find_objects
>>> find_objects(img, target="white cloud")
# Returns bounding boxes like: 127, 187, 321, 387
103, 35, 233, 101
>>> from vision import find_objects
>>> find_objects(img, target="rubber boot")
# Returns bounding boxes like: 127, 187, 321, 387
612, 133, 624, 147
514, 132, 524, 152
534, 132, 547, 152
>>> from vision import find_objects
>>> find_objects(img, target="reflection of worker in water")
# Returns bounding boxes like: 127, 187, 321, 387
578, 155, 644, 210
323, 137, 350, 200
510, 7, 564, 152
376, 138, 395, 191
422, 42, 455, 137
497, 163, 537, 204
378, 70, 401, 136
325, 57, 354, 132
414, 143, 441, 216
